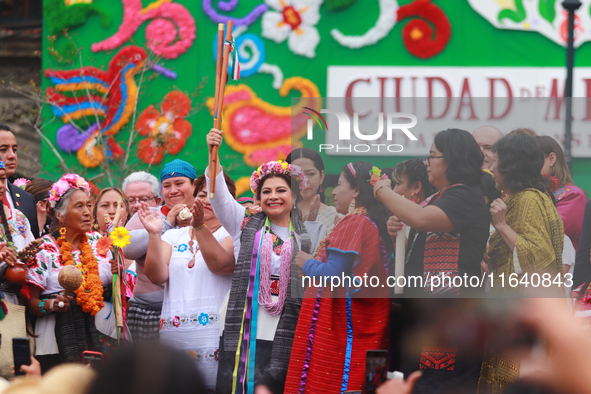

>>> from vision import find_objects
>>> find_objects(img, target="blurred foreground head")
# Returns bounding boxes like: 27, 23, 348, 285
4, 364, 96, 394
89, 343, 206, 394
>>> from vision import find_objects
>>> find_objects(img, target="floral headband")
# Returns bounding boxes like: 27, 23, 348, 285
347, 163, 388, 186
48, 174, 92, 208
250, 160, 306, 194
368, 166, 388, 186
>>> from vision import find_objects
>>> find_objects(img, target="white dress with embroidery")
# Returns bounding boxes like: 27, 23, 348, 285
160, 226, 233, 391
0, 208, 35, 304
25, 232, 113, 356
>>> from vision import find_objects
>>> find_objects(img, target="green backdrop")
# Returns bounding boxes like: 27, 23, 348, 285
41, 0, 591, 194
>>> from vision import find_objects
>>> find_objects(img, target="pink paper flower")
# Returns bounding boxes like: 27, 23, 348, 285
13, 178, 30, 189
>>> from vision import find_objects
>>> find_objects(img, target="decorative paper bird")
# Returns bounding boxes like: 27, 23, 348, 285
45, 46, 147, 168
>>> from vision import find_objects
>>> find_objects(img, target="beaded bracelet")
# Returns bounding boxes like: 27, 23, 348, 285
374, 185, 386, 200
192, 223, 206, 231
39, 300, 49, 315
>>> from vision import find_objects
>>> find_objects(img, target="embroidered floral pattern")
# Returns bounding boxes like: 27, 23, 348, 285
241, 207, 256, 230
2, 210, 30, 238
25, 232, 111, 293
184, 348, 219, 363
159, 312, 219, 330
177, 244, 188, 253
198, 313, 209, 326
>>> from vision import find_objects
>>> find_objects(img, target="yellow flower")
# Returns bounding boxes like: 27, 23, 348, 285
111, 227, 131, 248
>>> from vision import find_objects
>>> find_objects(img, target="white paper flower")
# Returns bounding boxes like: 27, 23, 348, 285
261, 0, 322, 58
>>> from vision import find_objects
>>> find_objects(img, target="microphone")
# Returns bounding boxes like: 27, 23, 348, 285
300, 233, 311, 254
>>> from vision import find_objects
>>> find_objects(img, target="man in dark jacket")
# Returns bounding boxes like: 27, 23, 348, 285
0, 123, 40, 238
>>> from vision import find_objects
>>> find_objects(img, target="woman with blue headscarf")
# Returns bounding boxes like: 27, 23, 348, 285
122, 159, 198, 343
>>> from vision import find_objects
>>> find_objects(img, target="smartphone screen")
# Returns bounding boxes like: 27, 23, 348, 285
12, 337, 31, 376
82, 351, 104, 368
365, 349, 388, 394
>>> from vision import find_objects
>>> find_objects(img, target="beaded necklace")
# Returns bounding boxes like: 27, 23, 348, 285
257, 218, 293, 315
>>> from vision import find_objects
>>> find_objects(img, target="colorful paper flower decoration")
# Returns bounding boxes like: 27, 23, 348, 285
331, 0, 451, 58
331, 0, 397, 49
205, 77, 321, 167
46, 46, 147, 168
261, 0, 323, 58
202, 0, 268, 26
397, 0, 451, 59
136, 91, 193, 165
91, 0, 196, 59
469, 0, 591, 47
13, 178, 30, 190
45, 0, 110, 61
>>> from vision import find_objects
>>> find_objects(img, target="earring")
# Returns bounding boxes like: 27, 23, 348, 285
348, 199, 356, 214
59, 227, 66, 240
319, 186, 324, 193
410, 192, 419, 204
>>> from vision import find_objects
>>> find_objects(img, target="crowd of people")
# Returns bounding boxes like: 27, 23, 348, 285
0, 120, 590, 394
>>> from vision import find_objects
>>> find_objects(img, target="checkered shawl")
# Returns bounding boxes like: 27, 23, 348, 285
223, 209, 306, 373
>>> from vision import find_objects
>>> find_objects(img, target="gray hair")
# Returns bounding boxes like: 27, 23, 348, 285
53, 188, 85, 224
122, 171, 160, 198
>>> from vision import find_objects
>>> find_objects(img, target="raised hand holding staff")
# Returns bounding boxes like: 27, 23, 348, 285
210, 21, 234, 199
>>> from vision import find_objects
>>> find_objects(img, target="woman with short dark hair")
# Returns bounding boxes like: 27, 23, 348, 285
375, 129, 490, 293
488, 134, 563, 282
481, 134, 564, 393
373, 129, 490, 394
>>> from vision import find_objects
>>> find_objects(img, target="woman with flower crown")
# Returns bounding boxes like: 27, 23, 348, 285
24, 174, 115, 373
284, 161, 394, 393
206, 128, 326, 394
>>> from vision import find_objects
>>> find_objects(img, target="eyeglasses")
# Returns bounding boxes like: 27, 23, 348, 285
424, 155, 444, 165
128, 196, 157, 205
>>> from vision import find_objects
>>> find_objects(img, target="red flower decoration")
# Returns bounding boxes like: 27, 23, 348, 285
172, 315, 181, 328
136, 91, 193, 164
159, 318, 164, 330
96, 236, 113, 257
397, 0, 451, 59
543, 174, 561, 191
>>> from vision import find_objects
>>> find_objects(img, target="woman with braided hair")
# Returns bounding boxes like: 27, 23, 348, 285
285, 162, 394, 393
25, 174, 115, 373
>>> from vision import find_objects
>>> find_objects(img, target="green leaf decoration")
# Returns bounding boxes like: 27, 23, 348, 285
539, 0, 556, 24
498, 0, 526, 23
327, 0, 359, 12
45, 0, 111, 36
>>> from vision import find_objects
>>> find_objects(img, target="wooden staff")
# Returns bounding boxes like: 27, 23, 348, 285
110, 201, 124, 334
209, 21, 234, 199
394, 224, 406, 294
